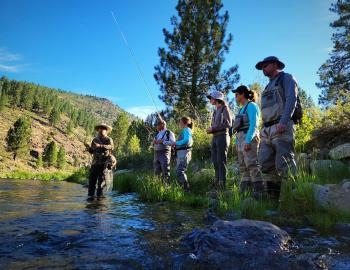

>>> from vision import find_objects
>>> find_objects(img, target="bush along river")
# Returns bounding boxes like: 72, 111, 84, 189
0, 179, 349, 270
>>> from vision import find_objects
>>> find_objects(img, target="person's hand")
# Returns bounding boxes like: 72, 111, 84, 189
244, 143, 251, 151
171, 142, 176, 148
276, 123, 287, 134
157, 139, 164, 144
206, 127, 213, 134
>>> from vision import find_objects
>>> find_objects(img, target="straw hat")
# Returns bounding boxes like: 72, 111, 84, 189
94, 123, 112, 133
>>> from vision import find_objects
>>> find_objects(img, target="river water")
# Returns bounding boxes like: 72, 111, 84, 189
0, 179, 349, 270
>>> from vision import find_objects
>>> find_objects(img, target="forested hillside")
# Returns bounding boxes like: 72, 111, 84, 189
0, 76, 132, 176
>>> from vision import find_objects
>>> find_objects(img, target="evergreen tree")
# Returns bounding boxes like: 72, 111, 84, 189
154, 0, 239, 119
36, 154, 43, 168
43, 141, 58, 167
298, 88, 315, 109
111, 112, 130, 155
66, 120, 74, 135
127, 120, 153, 152
317, 0, 350, 106
56, 147, 66, 169
49, 108, 60, 126
0, 89, 9, 111
6, 117, 32, 160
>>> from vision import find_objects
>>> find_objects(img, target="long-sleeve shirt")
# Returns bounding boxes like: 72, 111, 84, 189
211, 105, 232, 135
176, 127, 192, 146
89, 135, 114, 165
266, 72, 298, 125
239, 102, 260, 144
155, 128, 175, 145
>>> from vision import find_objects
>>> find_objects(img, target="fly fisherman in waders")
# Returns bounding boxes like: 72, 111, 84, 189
256, 56, 299, 200
172, 116, 193, 192
207, 91, 232, 189
153, 118, 175, 185
232, 85, 265, 198
86, 123, 115, 201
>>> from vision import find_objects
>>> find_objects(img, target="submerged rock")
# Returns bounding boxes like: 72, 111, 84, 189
182, 219, 295, 269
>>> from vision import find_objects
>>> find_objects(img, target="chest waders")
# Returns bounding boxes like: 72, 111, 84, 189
234, 102, 265, 198
258, 73, 297, 200
175, 130, 193, 191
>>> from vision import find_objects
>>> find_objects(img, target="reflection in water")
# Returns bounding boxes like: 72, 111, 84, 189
0, 179, 204, 269
0, 179, 349, 270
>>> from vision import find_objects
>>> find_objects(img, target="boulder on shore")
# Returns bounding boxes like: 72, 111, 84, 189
312, 181, 350, 214
329, 143, 350, 160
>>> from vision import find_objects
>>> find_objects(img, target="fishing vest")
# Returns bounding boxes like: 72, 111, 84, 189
261, 73, 287, 124
154, 130, 172, 152
176, 128, 193, 151
232, 102, 251, 134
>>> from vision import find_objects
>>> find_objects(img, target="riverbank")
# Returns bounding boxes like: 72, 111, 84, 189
113, 163, 350, 231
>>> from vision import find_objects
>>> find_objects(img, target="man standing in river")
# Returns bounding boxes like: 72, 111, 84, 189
86, 123, 115, 200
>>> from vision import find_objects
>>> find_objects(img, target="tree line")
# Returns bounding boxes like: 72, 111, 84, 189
0, 76, 97, 135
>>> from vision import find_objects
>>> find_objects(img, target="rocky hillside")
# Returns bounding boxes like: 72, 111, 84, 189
0, 86, 133, 175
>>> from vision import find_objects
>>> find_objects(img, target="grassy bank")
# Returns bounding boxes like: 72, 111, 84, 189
114, 162, 350, 230
0, 167, 89, 183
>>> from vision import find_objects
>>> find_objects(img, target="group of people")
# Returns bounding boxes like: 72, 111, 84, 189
87, 55, 299, 201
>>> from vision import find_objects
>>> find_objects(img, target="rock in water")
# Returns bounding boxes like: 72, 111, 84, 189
329, 143, 350, 160
182, 219, 292, 270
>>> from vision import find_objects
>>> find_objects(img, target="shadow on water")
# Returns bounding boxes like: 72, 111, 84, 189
0, 179, 349, 269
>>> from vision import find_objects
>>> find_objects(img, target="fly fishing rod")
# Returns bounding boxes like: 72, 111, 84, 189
110, 11, 162, 120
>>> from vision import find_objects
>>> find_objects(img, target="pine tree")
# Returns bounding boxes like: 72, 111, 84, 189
154, 0, 239, 119
110, 112, 130, 155
49, 108, 60, 126
127, 120, 153, 152
317, 0, 350, 106
43, 141, 58, 167
6, 117, 32, 160
56, 147, 66, 169
36, 154, 43, 168
66, 120, 74, 135
0, 89, 9, 111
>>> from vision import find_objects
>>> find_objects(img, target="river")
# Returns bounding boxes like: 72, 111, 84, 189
0, 179, 349, 270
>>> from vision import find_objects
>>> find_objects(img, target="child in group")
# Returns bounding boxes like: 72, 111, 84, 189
172, 116, 193, 192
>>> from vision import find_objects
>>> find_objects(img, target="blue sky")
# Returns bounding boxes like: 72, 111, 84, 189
0, 0, 335, 118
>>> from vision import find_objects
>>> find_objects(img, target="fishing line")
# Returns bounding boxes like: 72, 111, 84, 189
110, 11, 161, 119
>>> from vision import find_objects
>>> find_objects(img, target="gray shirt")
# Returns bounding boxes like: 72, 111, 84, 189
266, 72, 298, 125
211, 105, 232, 135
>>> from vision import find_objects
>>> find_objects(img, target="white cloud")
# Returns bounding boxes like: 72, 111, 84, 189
0, 48, 22, 62
0, 63, 21, 73
0, 48, 25, 73
126, 105, 157, 119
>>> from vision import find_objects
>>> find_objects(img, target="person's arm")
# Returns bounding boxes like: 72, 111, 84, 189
176, 128, 191, 146
211, 106, 232, 132
280, 74, 298, 125
245, 103, 259, 144
163, 131, 176, 145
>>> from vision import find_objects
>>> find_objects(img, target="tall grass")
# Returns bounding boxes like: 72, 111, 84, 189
114, 171, 208, 207
0, 170, 72, 181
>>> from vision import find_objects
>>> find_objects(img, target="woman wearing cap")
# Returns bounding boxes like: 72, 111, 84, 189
232, 86, 265, 198
86, 123, 114, 200
206, 91, 232, 189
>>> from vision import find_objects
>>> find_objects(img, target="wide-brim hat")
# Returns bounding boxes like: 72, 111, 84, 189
95, 123, 112, 133
206, 90, 225, 101
255, 56, 285, 70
